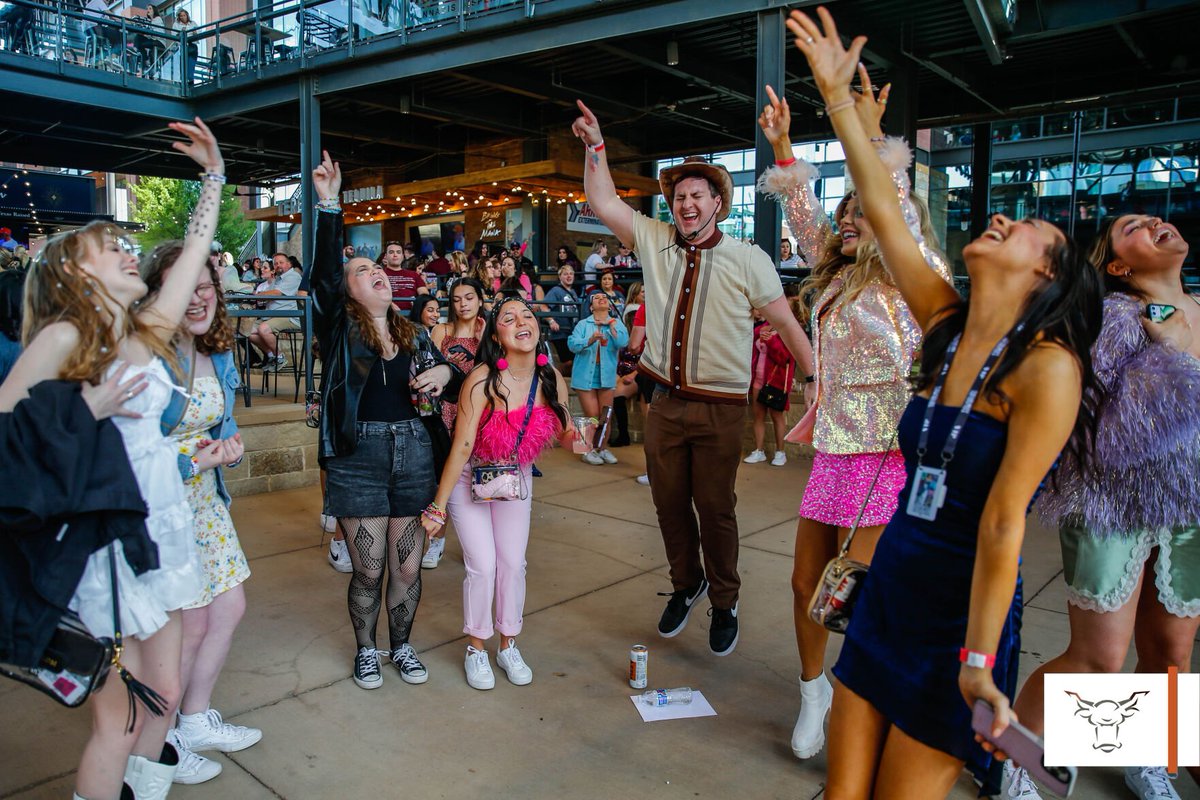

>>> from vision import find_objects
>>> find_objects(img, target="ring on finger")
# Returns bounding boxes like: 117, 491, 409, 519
125, 390, 135, 400
804, 36, 815, 44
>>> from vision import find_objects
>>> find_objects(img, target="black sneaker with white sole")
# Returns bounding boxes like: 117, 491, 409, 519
390, 643, 429, 684
352, 647, 382, 689
708, 602, 739, 656
656, 578, 709, 638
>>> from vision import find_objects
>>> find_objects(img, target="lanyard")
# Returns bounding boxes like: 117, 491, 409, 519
916, 322, 1023, 467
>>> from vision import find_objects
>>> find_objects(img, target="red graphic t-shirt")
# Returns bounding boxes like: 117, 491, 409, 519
383, 268, 424, 310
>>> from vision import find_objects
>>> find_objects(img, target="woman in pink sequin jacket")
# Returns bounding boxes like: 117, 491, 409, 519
421, 295, 570, 691
755, 84, 953, 761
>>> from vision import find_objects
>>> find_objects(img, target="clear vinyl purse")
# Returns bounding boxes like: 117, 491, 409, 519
808, 433, 896, 634
470, 373, 538, 503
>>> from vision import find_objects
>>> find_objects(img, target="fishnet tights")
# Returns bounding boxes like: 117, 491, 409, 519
340, 516, 425, 650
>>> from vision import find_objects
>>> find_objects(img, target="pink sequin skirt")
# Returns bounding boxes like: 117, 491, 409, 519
799, 449, 907, 528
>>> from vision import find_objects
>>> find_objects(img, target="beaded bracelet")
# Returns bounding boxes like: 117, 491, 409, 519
316, 199, 342, 213
199, 172, 227, 184
870, 136, 888, 143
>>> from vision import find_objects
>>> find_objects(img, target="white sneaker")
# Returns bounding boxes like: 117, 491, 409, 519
1000, 761, 1044, 799
743, 449, 767, 464
320, 513, 337, 533
582, 450, 604, 466
389, 643, 429, 684
327, 538, 353, 573
176, 708, 262, 753
167, 729, 221, 785
421, 536, 445, 569
791, 672, 833, 759
636, 474, 650, 486
598, 449, 618, 464
1124, 766, 1181, 800
496, 638, 533, 686
771, 451, 787, 467
465, 646, 495, 690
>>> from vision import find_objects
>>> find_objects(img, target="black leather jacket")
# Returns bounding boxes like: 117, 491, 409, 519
308, 210, 460, 462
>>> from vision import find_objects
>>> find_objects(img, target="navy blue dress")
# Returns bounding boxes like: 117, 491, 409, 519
832, 394, 1022, 796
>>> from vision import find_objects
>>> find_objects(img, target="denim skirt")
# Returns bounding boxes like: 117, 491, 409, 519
325, 419, 436, 518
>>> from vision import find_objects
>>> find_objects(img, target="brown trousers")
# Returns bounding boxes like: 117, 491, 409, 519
643, 392, 745, 609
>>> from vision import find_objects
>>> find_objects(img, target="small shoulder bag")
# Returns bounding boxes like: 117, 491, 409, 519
808, 433, 896, 633
470, 373, 539, 503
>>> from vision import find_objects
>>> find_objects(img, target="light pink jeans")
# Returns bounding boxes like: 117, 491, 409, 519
446, 465, 533, 639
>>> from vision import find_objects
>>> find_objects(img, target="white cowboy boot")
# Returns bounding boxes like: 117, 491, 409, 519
791, 671, 834, 759
124, 741, 179, 800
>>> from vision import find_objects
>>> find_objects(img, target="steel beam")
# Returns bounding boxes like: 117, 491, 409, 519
962, 0, 1006, 66
754, 8, 784, 263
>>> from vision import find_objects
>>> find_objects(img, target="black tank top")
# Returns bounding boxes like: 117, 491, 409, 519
356, 351, 416, 423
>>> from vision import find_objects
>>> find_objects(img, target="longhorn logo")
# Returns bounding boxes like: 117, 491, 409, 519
1065, 690, 1149, 753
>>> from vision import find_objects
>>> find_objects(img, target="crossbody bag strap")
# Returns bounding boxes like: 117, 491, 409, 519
107, 542, 122, 646
511, 372, 540, 457
838, 430, 898, 558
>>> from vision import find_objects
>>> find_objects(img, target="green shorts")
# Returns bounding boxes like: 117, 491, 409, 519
1060, 523, 1200, 618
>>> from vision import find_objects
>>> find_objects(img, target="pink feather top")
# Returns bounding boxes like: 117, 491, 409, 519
474, 405, 562, 465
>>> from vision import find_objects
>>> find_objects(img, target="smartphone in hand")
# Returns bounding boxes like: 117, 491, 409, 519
971, 699, 1077, 798
1145, 303, 1177, 324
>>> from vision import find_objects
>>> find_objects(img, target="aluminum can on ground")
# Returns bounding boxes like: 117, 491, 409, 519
629, 644, 648, 689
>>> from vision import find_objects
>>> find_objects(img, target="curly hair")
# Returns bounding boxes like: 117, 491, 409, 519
23, 221, 175, 382
139, 240, 234, 355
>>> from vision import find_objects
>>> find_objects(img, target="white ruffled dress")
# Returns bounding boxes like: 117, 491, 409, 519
69, 359, 202, 639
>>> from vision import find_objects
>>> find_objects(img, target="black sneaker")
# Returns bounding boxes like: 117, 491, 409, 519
656, 579, 709, 638
352, 647, 382, 689
708, 602, 739, 656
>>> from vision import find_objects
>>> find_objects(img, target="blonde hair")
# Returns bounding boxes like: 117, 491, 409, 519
799, 192, 941, 326
23, 221, 174, 382
449, 251, 468, 273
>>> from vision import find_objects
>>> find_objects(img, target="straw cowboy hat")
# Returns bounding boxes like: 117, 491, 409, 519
658, 156, 734, 223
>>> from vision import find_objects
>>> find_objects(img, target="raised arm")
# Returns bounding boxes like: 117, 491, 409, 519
308, 150, 346, 340
788, 8, 958, 331
755, 85, 828, 265
137, 118, 224, 339
571, 100, 634, 246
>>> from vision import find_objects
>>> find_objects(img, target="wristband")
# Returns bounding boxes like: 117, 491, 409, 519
775, 157, 797, 167
803, 375, 815, 384
870, 136, 888, 143
824, 98, 854, 116
189, 455, 201, 479
199, 172, 227, 184
959, 648, 995, 669
586, 141, 605, 153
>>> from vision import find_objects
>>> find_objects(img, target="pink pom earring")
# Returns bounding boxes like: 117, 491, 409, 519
536, 353, 549, 367
496, 357, 509, 371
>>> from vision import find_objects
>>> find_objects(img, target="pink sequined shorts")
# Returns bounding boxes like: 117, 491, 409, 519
799, 449, 907, 528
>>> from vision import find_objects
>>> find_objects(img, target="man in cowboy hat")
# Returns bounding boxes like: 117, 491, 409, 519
571, 100, 813, 656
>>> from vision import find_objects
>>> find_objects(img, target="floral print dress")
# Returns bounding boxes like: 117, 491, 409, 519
177, 375, 251, 609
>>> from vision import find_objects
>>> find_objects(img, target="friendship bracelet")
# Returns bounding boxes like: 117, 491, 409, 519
870, 136, 888, 143
586, 140, 606, 154
824, 98, 854, 116
198, 172, 227, 184
775, 157, 797, 167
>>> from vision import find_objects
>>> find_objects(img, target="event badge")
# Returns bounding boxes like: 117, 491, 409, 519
907, 465, 948, 521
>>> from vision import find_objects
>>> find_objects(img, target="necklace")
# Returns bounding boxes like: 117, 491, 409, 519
505, 366, 535, 380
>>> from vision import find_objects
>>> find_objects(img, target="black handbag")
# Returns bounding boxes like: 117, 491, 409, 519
0, 543, 168, 726
755, 384, 788, 411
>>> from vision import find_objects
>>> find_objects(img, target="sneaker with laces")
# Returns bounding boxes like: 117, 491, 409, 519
708, 602, 739, 656
260, 353, 277, 371
582, 450, 604, 465
327, 538, 353, 573
598, 449, 618, 464
390, 643, 428, 684
657, 579, 709, 638
1124, 766, 1181, 800
999, 761, 1044, 799
636, 474, 650, 486
175, 708, 262, 753
421, 536, 445, 569
743, 449, 767, 464
167, 729, 221, 785
496, 638, 533, 685
352, 646, 382, 689
320, 513, 337, 533
771, 451, 788, 467
465, 646, 495, 690
271, 354, 289, 372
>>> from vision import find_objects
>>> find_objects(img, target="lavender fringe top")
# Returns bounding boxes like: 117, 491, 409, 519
1037, 293, 1200, 537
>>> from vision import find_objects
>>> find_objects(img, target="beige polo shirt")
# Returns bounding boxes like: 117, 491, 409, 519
633, 212, 784, 404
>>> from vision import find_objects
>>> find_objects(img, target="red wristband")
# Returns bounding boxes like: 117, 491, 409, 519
775, 157, 796, 167
587, 141, 606, 154
959, 648, 995, 669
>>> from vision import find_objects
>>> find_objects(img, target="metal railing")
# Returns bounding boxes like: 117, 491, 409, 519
225, 293, 313, 406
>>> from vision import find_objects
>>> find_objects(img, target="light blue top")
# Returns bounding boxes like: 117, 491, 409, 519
567, 315, 628, 390
159, 349, 242, 506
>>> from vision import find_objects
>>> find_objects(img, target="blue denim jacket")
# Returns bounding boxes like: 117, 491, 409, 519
159, 349, 241, 506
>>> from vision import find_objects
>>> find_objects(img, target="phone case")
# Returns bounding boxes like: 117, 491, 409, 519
1146, 303, 1177, 324
971, 700, 1076, 797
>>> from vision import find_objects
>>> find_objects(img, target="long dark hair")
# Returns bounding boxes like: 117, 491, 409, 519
408, 294, 440, 328
448, 278, 486, 323
475, 296, 569, 430
912, 232, 1104, 478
